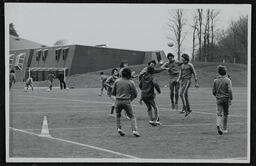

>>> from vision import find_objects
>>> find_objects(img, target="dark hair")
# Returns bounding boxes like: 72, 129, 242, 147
167, 53, 175, 59
121, 67, 132, 79
10, 69, 15, 73
217, 65, 227, 76
120, 60, 128, 68
182, 53, 190, 62
147, 60, 156, 66
111, 68, 118, 75
100, 72, 104, 75
147, 66, 155, 74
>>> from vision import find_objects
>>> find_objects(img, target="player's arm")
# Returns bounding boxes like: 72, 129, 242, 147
212, 80, 217, 96
153, 77, 161, 94
190, 63, 199, 87
228, 79, 233, 101
160, 62, 169, 70
130, 81, 137, 101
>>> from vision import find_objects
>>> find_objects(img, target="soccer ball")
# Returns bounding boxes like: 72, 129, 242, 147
167, 42, 174, 47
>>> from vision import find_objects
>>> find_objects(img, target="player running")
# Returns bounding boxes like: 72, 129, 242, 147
112, 67, 140, 137
161, 53, 183, 110
25, 77, 34, 92
139, 66, 161, 126
212, 65, 233, 135
104, 68, 119, 116
98, 72, 108, 96
177, 53, 199, 116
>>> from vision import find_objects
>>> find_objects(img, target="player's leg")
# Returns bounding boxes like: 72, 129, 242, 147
179, 80, 186, 113
216, 100, 223, 135
150, 99, 161, 125
222, 99, 229, 133
184, 80, 191, 117
30, 84, 34, 91
143, 99, 154, 124
109, 96, 116, 116
63, 81, 66, 89
174, 81, 180, 110
169, 80, 175, 110
60, 81, 63, 90
123, 101, 140, 137
115, 101, 125, 136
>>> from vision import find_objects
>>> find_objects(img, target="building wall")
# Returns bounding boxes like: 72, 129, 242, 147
70, 45, 146, 75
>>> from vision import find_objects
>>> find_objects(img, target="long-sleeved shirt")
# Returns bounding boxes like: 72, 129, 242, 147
139, 73, 161, 99
161, 60, 183, 80
112, 78, 137, 101
212, 75, 233, 100
179, 63, 197, 80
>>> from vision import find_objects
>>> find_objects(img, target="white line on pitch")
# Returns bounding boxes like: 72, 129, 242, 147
12, 95, 247, 118
9, 127, 139, 159
162, 122, 245, 127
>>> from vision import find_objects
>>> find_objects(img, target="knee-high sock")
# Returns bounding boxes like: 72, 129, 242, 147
216, 115, 222, 127
222, 115, 228, 130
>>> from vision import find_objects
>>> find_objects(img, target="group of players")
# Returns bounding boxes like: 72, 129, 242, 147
99, 52, 233, 137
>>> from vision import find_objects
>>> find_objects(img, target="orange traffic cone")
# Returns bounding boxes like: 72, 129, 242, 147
40, 116, 51, 137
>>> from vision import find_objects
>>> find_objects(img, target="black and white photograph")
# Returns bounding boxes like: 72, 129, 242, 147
5, 3, 251, 163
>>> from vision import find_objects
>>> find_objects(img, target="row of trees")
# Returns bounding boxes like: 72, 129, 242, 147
168, 9, 248, 64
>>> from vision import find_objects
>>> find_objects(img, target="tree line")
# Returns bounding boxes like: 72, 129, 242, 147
168, 9, 248, 64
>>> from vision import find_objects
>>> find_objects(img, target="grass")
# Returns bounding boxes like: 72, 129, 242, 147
8, 87, 248, 161
13, 62, 247, 89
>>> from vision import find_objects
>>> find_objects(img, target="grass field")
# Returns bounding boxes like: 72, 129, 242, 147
7, 86, 248, 162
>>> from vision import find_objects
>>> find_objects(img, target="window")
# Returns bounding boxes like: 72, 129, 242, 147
9, 54, 14, 69
156, 52, 162, 62
62, 47, 69, 60
14, 53, 26, 70
36, 49, 42, 62
55, 48, 61, 61
42, 49, 48, 61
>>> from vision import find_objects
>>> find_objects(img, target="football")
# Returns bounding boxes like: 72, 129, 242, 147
167, 42, 174, 47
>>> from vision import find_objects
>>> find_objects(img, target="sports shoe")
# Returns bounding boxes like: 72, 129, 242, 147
117, 128, 125, 136
149, 121, 157, 126
185, 109, 192, 117
109, 113, 115, 117
217, 126, 223, 135
180, 107, 186, 114
222, 129, 228, 133
155, 121, 162, 125
132, 131, 140, 137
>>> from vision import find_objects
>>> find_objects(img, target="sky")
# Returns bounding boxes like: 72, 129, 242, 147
5, 3, 251, 57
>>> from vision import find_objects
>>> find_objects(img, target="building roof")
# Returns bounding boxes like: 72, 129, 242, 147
10, 35, 47, 51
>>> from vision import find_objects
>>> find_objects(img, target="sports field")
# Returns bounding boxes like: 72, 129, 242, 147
8, 87, 248, 162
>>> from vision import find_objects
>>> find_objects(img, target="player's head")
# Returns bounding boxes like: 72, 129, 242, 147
181, 53, 190, 63
120, 60, 128, 68
217, 65, 227, 76
111, 68, 119, 76
121, 67, 132, 79
147, 66, 155, 74
147, 60, 156, 67
100, 72, 104, 75
167, 53, 175, 61
10, 69, 15, 73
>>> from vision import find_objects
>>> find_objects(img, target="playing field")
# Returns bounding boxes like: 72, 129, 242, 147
8, 87, 248, 162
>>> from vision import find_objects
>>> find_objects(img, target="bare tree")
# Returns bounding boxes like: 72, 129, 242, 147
196, 9, 203, 61
191, 12, 198, 61
203, 9, 210, 62
167, 9, 187, 60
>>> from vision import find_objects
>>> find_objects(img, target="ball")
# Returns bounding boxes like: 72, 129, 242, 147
167, 42, 174, 47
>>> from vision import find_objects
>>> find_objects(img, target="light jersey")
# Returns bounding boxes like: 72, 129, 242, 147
180, 63, 196, 80
163, 60, 182, 80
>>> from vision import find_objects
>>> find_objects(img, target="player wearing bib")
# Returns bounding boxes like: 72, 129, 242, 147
177, 54, 199, 117
104, 68, 119, 116
212, 65, 233, 135
161, 53, 183, 110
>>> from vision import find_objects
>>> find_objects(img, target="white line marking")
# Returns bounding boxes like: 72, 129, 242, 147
18, 122, 246, 131
10, 127, 139, 159
11, 95, 247, 118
